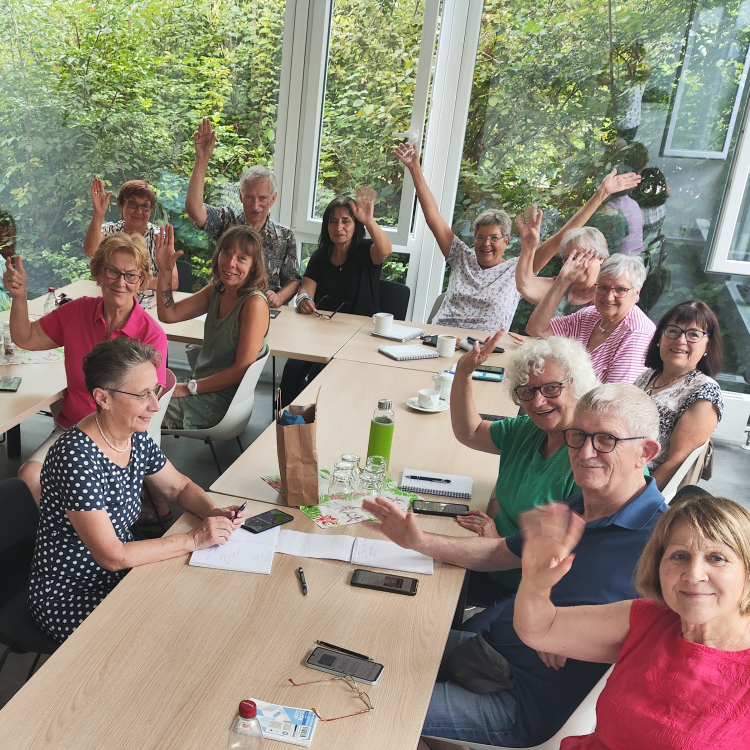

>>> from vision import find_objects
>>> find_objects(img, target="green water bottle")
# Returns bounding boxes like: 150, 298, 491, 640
366, 398, 394, 470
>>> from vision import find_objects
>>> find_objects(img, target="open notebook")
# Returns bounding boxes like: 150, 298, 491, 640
189, 525, 280, 574
371, 323, 424, 342
400, 469, 473, 499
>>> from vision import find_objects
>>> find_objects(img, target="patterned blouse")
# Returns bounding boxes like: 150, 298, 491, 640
101, 220, 159, 276
203, 206, 301, 294
634, 369, 724, 470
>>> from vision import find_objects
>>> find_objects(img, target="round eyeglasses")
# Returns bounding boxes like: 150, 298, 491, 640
562, 429, 646, 453
514, 377, 571, 402
662, 325, 710, 343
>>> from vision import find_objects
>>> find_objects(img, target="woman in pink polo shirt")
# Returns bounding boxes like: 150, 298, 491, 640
2, 233, 167, 503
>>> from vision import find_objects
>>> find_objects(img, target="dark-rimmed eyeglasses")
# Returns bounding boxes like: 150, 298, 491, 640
514, 377, 571, 402
107, 384, 164, 402
314, 296, 348, 320
104, 266, 143, 285
125, 199, 152, 214
595, 284, 632, 298
288, 674, 374, 721
662, 325, 710, 343
562, 428, 646, 453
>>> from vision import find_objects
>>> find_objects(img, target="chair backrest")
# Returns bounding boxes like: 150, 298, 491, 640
379, 279, 410, 320
0, 478, 39, 607
176, 260, 193, 293
663, 440, 710, 504
146, 368, 177, 448
428, 292, 445, 323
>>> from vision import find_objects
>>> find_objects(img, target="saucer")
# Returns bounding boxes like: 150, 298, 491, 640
406, 396, 449, 413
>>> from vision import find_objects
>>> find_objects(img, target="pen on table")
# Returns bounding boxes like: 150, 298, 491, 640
316, 641, 370, 661
405, 475, 452, 484
297, 567, 308, 596
231, 501, 248, 521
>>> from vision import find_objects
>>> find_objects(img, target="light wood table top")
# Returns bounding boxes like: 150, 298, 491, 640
0, 494, 472, 750
210, 358, 517, 508
0, 359, 66, 434
333, 319, 521, 372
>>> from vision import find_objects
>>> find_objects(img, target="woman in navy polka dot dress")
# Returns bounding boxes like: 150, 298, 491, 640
28, 338, 247, 643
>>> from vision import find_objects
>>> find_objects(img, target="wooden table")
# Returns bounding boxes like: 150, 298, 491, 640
0, 494, 472, 750
210, 358, 517, 508
333, 319, 521, 372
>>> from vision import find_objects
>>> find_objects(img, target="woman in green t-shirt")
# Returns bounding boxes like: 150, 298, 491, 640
451, 333, 599, 602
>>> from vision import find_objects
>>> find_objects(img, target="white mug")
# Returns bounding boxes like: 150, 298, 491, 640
418, 389, 441, 409
372, 312, 394, 335
436, 335, 457, 357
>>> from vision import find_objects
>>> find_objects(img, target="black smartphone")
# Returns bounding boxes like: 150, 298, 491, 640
306, 646, 384, 685
270, 309, 280, 319
421, 334, 438, 347
412, 500, 469, 517
476, 365, 505, 374
350, 568, 419, 596
241, 509, 294, 534
0, 376, 21, 392
466, 336, 504, 354
478, 413, 507, 422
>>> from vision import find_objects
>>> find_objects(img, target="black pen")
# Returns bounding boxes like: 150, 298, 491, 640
405, 475, 452, 484
297, 567, 308, 596
231, 501, 248, 521
316, 641, 370, 661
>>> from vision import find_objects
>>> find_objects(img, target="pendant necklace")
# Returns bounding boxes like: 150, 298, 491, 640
95, 414, 131, 453
646, 369, 696, 396
598, 319, 608, 333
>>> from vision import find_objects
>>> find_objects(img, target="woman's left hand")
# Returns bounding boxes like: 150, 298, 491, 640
349, 185, 377, 224
154, 223, 182, 274
172, 383, 190, 398
456, 510, 499, 538
455, 330, 504, 375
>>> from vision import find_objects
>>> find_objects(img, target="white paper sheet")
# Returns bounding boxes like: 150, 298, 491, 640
276, 529, 355, 561
351, 537, 434, 575
189, 525, 280, 574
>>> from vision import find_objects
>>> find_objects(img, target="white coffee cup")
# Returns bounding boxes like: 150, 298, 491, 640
436, 334, 457, 357
372, 312, 394, 335
418, 389, 441, 409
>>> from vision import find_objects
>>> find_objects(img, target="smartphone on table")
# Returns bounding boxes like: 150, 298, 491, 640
472, 371, 503, 382
241, 509, 294, 534
0, 376, 21, 392
269, 309, 280, 319
476, 365, 504, 375
350, 569, 419, 596
306, 646, 384, 685
412, 500, 469, 517
465, 336, 505, 354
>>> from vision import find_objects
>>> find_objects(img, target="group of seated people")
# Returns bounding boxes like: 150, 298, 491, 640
1, 120, 742, 747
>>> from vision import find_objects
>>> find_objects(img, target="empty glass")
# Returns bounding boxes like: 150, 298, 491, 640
365, 455, 387, 472
359, 469, 382, 499
340, 453, 361, 469
328, 469, 354, 499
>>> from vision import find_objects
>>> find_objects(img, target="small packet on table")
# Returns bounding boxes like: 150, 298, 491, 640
250, 698, 318, 746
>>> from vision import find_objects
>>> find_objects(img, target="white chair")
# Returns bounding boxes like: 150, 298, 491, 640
661, 440, 710, 504
424, 665, 614, 750
146, 369, 177, 449
161, 353, 269, 473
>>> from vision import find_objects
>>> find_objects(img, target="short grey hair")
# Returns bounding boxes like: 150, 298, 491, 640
505, 336, 600, 407
239, 165, 278, 194
598, 254, 647, 289
473, 209, 511, 238
574, 383, 659, 440
559, 227, 609, 260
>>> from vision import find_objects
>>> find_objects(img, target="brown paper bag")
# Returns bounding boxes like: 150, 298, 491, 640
276, 389, 319, 506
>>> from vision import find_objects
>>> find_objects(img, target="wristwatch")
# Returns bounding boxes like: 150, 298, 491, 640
187, 379, 199, 396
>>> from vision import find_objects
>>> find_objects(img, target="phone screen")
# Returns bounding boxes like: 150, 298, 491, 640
270, 309, 281, 319
0, 376, 21, 392
413, 500, 469, 516
351, 569, 418, 593
242, 509, 294, 534
306, 647, 384, 684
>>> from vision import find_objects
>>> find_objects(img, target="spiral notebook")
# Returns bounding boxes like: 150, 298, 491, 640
371, 324, 425, 342
378, 344, 439, 361
400, 469, 473, 499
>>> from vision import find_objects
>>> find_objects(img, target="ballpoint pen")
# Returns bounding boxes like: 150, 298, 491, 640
405, 475, 452, 483
316, 641, 370, 661
231, 501, 248, 520
297, 567, 308, 596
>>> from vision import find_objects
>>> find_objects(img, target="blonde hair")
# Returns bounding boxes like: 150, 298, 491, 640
636, 494, 750, 614
90, 232, 152, 292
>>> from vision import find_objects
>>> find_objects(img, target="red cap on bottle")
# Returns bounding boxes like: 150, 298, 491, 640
48, 287, 55, 292
238, 700, 257, 719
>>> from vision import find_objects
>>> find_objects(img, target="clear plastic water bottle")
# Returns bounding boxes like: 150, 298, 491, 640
43, 287, 56, 316
366, 398, 394, 470
227, 700, 263, 749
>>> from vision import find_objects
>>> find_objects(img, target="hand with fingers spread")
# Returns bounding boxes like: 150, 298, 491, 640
154, 223, 182, 274
362, 496, 425, 550
394, 142, 420, 172
518, 503, 586, 592
557, 247, 599, 285
189, 515, 237, 550
350, 185, 377, 225
599, 167, 641, 196
516, 205, 543, 250
90, 177, 112, 217
456, 510, 499, 538
455, 330, 504, 376
3, 255, 27, 299
193, 117, 217, 164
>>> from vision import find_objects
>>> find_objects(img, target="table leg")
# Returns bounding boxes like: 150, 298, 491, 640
7, 425, 21, 459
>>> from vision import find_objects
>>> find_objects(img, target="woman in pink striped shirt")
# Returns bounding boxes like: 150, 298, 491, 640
526, 254, 655, 383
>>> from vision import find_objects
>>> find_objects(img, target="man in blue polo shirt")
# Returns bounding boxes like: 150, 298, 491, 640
363, 383, 667, 749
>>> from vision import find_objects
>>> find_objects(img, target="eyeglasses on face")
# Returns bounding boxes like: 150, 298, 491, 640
104, 266, 143, 285
314, 297, 348, 320
108, 384, 164, 402
595, 284, 632, 298
662, 325, 710, 343
562, 428, 646, 453
288, 674, 374, 721
514, 377, 571, 402
475, 234, 509, 245
125, 199, 152, 213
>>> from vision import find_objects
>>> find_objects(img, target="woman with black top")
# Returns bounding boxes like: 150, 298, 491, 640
280, 186, 392, 404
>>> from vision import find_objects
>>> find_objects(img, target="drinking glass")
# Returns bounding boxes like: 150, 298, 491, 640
328, 469, 354, 499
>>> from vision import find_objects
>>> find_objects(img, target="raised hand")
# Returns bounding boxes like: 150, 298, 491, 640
3, 255, 28, 299
189, 515, 236, 550
599, 167, 641, 196
363, 496, 425, 551
518, 503, 585, 592
394, 142, 420, 171
455, 510, 499, 538
153, 223, 182, 273
557, 247, 599, 284
455, 330, 504, 375
193, 118, 216, 164
515, 205, 543, 249
90, 177, 112, 217
350, 185, 377, 225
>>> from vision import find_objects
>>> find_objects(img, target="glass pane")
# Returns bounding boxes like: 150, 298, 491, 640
313, 0, 430, 227
0, 0, 285, 296
452, 0, 750, 387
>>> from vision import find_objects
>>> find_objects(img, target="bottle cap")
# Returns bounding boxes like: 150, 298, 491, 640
378, 399, 392, 410
238, 700, 257, 718
48, 287, 55, 292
